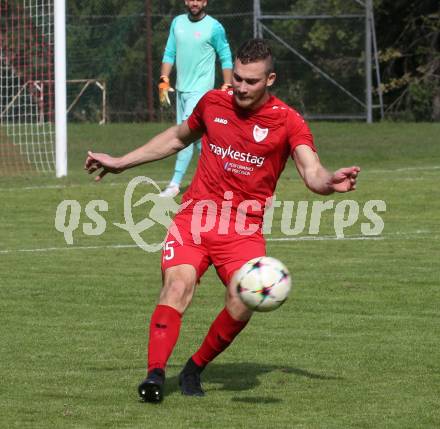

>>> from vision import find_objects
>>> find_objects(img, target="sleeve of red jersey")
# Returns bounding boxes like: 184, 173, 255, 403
286, 109, 316, 156
186, 92, 212, 133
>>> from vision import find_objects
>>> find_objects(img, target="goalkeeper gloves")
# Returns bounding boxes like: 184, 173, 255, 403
158, 76, 174, 106
220, 83, 232, 91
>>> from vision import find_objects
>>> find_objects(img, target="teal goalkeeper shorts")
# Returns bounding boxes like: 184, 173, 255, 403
176, 90, 206, 125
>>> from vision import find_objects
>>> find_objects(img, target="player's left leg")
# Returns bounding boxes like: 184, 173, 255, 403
179, 287, 252, 396
179, 233, 266, 396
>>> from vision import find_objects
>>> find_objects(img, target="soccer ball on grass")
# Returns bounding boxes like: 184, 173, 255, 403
232, 256, 292, 312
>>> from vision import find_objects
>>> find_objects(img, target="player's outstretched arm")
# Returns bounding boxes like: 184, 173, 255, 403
84, 121, 202, 182
293, 145, 360, 195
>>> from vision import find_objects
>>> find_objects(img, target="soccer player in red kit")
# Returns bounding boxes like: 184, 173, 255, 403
85, 39, 360, 403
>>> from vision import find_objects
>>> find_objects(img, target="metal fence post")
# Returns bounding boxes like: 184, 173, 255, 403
254, 0, 262, 38
365, 0, 373, 123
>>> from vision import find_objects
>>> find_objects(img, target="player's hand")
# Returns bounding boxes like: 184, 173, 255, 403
158, 76, 174, 106
84, 151, 123, 182
220, 83, 232, 91
330, 166, 360, 192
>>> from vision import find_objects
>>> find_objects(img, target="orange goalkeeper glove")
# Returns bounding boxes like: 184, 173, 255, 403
220, 83, 232, 91
158, 76, 174, 106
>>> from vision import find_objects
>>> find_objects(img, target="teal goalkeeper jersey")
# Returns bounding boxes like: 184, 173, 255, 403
162, 14, 232, 93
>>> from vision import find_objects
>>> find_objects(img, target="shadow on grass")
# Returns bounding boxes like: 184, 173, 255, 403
232, 396, 282, 404
164, 362, 342, 398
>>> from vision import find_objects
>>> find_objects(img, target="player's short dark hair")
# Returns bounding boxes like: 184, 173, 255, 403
236, 39, 274, 74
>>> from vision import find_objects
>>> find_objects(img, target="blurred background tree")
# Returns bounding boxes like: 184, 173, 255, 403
66, 0, 439, 121
375, 0, 439, 121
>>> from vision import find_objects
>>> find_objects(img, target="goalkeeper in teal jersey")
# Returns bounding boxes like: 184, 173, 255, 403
158, 0, 233, 198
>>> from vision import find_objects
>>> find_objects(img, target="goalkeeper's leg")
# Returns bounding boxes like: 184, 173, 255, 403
159, 143, 195, 197
165, 91, 204, 190
171, 142, 195, 186
160, 90, 203, 197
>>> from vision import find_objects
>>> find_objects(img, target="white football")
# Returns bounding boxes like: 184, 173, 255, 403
232, 256, 292, 312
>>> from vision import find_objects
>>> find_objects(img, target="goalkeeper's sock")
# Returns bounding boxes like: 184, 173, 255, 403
171, 143, 195, 185
191, 308, 249, 367
147, 304, 182, 372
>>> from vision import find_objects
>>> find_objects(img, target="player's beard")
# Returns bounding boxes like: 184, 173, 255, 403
187, 4, 206, 20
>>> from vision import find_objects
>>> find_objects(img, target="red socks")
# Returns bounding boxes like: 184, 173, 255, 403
147, 305, 182, 372
192, 308, 249, 368
147, 305, 248, 372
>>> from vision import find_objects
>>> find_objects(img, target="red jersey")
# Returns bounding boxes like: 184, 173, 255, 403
185, 90, 316, 220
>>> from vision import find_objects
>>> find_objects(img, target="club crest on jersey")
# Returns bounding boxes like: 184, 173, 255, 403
253, 125, 268, 143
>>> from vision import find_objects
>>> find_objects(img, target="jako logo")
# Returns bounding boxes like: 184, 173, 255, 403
214, 117, 228, 125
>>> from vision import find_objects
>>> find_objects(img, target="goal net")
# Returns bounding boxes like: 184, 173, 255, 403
0, 0, 60, 175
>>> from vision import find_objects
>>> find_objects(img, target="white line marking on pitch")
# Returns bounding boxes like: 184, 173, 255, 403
1, 166, 439, 192
0, 181, 171, 192
368, 166, 440, 173
0, 244, 139, 254
0, 231, 434, 255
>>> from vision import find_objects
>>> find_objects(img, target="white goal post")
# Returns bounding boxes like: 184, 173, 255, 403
55, 0, 67, 177
0, 0, 67, 176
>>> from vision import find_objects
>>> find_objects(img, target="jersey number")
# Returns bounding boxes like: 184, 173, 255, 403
164, 240, 176, 260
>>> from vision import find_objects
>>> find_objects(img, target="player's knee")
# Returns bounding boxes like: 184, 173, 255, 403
160, 278, 194, 311
225, 291, 253, 322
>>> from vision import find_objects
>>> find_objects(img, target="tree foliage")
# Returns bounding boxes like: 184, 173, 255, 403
375, 0, 439, 120
66, 0, 439, 121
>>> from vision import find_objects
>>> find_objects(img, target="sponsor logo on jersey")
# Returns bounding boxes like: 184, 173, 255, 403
224, 161, 254, 176
253, 125, 269, 143
209, 143, 265, 167
214, 117, 228, 125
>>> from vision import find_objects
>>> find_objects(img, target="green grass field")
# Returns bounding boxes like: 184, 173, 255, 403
1, 122, 439, 428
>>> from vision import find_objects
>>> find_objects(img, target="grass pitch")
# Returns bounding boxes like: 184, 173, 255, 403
1, 122, 439, 428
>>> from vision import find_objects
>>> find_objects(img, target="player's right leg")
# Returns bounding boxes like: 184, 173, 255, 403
139, 212, 210, 403
138, 264, 197, 403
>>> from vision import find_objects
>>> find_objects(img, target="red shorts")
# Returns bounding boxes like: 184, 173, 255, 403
161, 210, 266, 286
